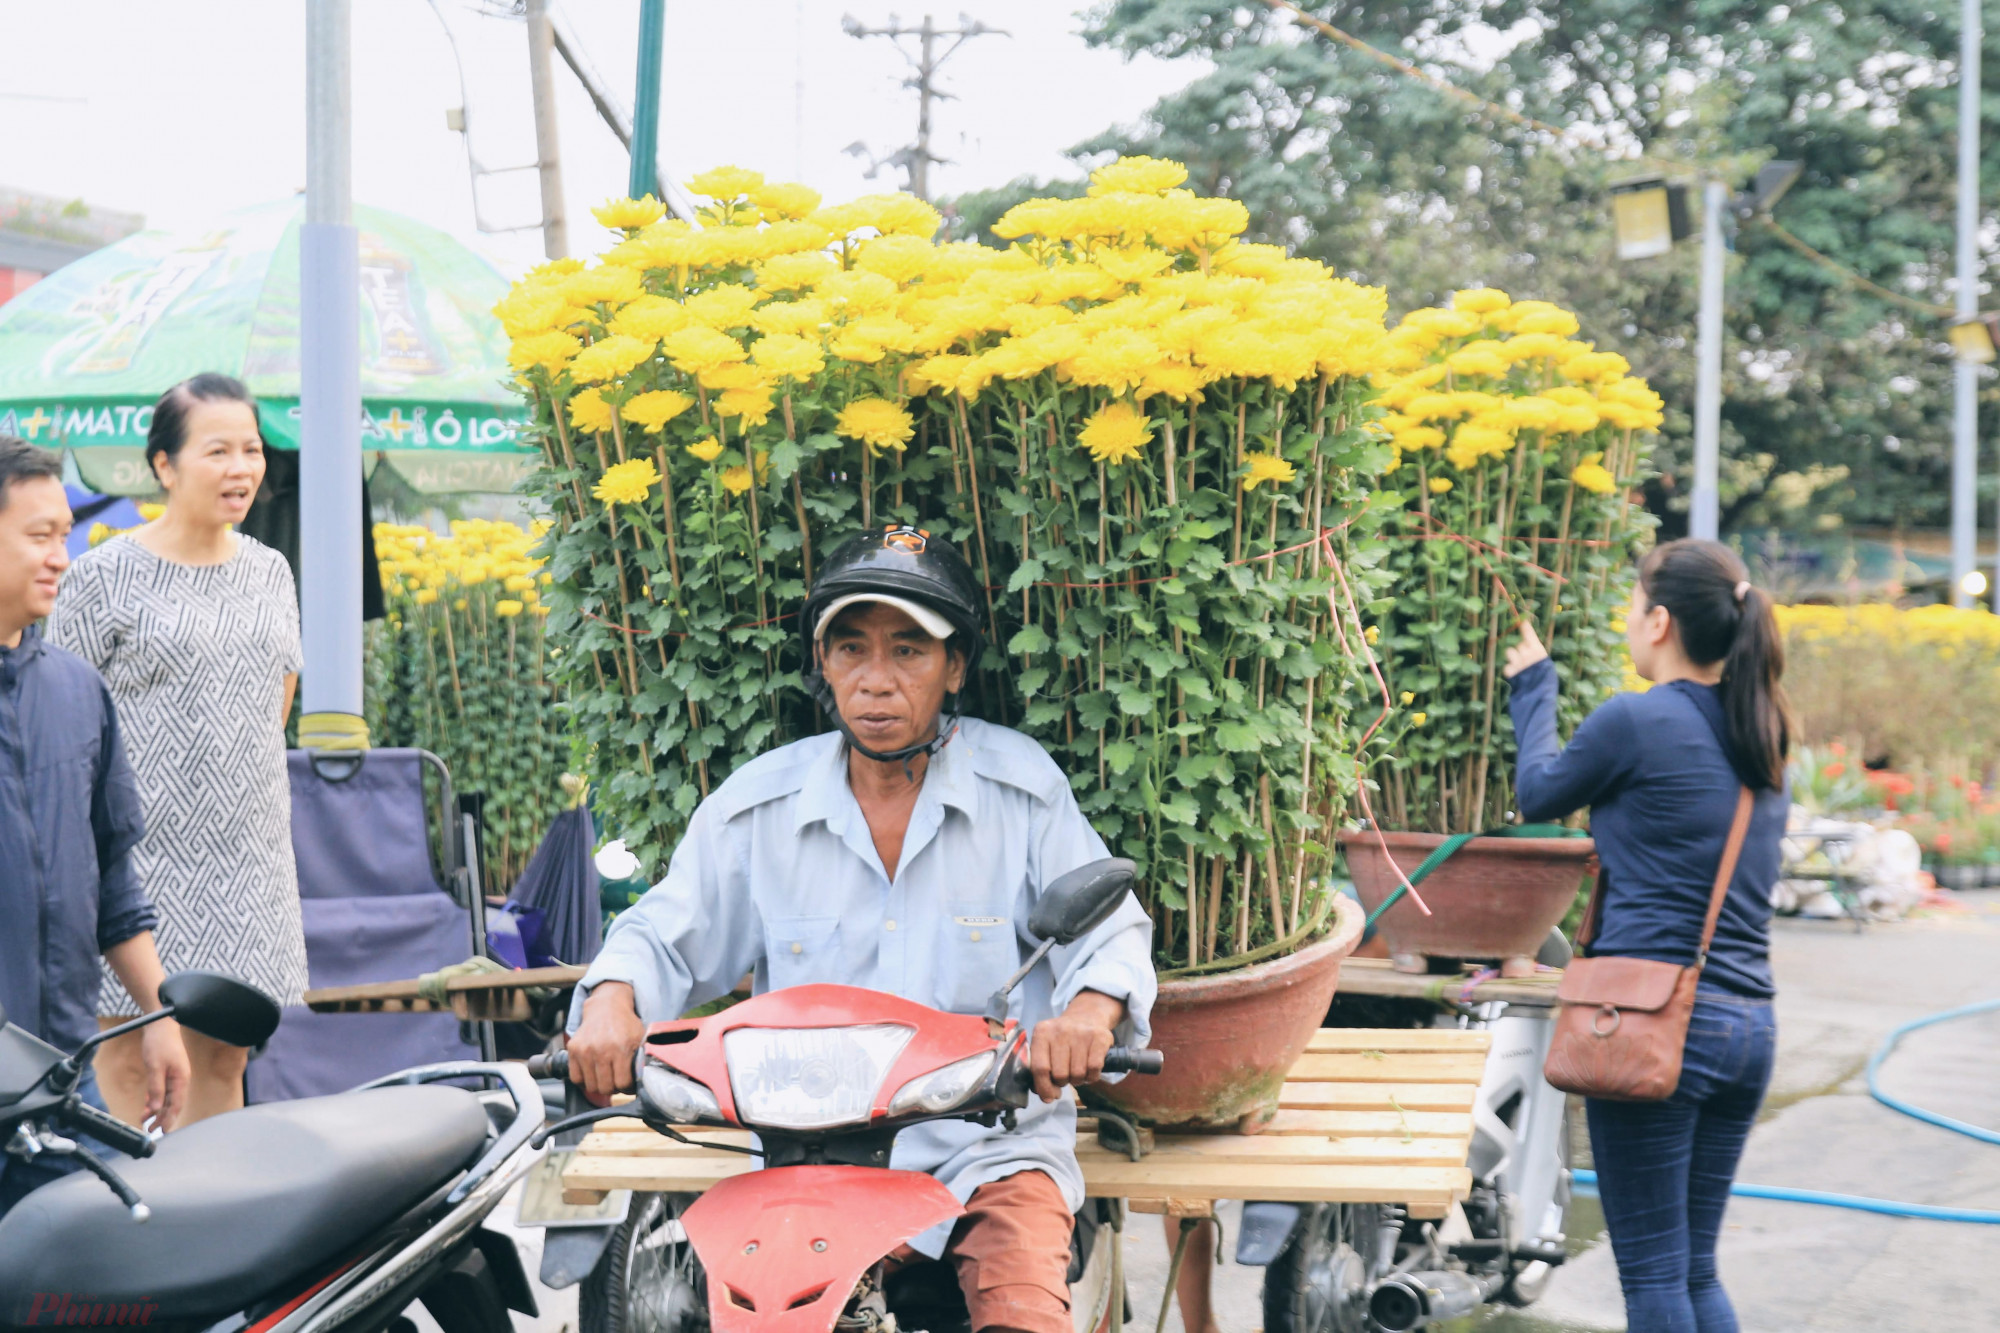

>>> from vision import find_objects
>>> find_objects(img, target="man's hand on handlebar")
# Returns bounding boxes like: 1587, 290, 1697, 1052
1028, 990, 1126, 1104
567, 981, 645, 1105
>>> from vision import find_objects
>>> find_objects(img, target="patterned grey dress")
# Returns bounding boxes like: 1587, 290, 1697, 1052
47, 533, 308, 1014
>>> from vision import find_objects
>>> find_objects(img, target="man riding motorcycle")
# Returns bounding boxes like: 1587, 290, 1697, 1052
565, 524, 1157, 1333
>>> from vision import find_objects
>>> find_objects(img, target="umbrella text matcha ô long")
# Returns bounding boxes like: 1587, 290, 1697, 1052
0, 200, 533, 495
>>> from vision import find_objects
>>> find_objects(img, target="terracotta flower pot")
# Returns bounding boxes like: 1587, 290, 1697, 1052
1089, 895, 1363, 1133
1339, 830, 1596, 976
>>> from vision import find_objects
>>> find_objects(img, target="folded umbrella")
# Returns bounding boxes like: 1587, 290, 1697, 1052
503, 804, 601, 967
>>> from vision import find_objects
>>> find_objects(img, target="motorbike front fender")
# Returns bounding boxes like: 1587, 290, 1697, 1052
1235, 1202, 1303, 1266
680, 1165, 963, 1333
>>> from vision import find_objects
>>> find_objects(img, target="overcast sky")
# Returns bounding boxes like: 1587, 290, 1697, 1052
0, 0, 1200, 276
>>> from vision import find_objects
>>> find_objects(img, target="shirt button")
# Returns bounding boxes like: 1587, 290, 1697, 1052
884, 919, 897, 931
790, 942, 803, 955
969, 930, 983, 942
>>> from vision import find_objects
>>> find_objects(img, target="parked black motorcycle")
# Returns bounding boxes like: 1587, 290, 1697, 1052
0, 971, 544, 1333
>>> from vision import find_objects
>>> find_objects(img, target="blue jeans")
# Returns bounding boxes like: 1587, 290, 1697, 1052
1586, 989, 1776, 1333
0, 1071, 118, 1221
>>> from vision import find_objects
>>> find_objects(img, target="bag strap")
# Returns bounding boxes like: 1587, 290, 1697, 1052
1575, 865, 1605, 949
1696, 787, 1756, 968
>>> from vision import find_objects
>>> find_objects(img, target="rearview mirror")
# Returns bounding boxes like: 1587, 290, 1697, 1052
1028, 858, 1136, 945
160, 972, 281, 1049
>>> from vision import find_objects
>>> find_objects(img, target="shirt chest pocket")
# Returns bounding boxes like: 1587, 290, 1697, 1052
934, 913, 1021, 1015
764, 915, 842, 991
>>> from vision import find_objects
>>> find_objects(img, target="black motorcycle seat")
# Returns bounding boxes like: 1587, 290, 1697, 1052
0, 1085, 491, 1322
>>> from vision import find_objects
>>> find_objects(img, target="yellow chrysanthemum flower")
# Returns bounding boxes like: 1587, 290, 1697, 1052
1570, 453, 1618, 495
592, 195, 666, 230
757, 253, 838, 292
494, 599, 525, 618
414, 588, 439, 605
751, 181, 823, 219
507, 330, 580, 374
661, 325, 749, 376
1452, 287, 1511, 315
559, 264, 645, 308
569, 334, 654, 385
720, 465, 754, 495
610, 295, 691, 343
1077, 402, 1152, 465
1400, 692, 1416, 705
752, 332, 827, 381
568, 388, 615, 434
1429, 476, 1454, 494
622, 390, 695, 431
1241, 453, 1297, 491
687, 436, 724, 463
684, 283, 761, 329
1412, 712, 1428, 727
688, 165, 765, 200
1087, 155, 1190, 196
593, 457, 661, 507
716, 385, 775, 426
835, 398, 916, 454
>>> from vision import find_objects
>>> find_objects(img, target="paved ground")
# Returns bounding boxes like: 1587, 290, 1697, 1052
468, 897, 2000, 1333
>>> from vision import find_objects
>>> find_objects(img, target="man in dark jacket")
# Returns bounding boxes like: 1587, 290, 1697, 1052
0, 437, 188, 1215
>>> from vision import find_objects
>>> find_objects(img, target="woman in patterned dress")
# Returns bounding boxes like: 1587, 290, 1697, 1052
48, 374, 306, 1128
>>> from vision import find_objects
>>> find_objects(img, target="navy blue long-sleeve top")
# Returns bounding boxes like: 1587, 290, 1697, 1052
1507, 658, 1784, 998
0, 625, 155, 1052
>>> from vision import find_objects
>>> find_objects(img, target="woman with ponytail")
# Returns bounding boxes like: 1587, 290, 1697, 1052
1502, 538, 1791, 1333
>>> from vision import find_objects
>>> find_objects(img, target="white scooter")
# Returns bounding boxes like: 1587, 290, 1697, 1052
1239, 930, 1574, 1332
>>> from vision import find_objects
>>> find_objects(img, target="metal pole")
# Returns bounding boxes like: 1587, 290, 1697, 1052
299, 0, 364, 734
1691, 179, 1727, 542
525, 0, 568, 259
1954, 0, 1982, 606
913, 14, 935, 201
628, 0, 665, 201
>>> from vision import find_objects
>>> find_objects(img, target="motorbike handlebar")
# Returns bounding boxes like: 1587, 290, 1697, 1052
61, 1098, 157, 1160
1101, 1047, 1163, 1076
527, 1050, 569, 1081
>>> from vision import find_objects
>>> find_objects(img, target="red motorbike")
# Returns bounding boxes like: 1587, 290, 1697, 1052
533, 857, 1161, 1333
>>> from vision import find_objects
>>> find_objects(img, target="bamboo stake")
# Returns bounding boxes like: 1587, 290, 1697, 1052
782, 393, 812, 585
1204, 855, 1223, 963
1185, 845, 1199, 970
1260, 774, 1284, 943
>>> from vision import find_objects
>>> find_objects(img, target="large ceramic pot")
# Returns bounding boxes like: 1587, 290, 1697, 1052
1090, 895, 1363, 1133
1339, 831, 1596, 976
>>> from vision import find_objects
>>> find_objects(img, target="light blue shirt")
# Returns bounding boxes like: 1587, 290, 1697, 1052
572, 717, 1157, 1255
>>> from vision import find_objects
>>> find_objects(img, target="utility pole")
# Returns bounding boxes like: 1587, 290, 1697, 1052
1691, 179, 1728, 543
628, 0, 665, 201
525, 0, 568, 259
299, 0, 364, 744
1954, 0, 1983, 607
840, 12, 1006, 201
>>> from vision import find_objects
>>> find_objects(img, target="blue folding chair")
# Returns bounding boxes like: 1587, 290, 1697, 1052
246, 748, 492, 1103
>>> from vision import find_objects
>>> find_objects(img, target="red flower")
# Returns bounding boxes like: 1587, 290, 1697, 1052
1824, 762, 1847, 778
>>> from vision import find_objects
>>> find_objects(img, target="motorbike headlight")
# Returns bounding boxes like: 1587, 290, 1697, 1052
639, 1061, 722, 1123
887, 1051, 995, 1117
722, 1024, 914, 1130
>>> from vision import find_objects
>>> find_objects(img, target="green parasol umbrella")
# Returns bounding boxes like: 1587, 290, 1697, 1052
0, 200, 534, 496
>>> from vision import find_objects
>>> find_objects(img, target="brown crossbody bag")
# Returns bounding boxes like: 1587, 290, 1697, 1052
1543, 786, 1754, 1102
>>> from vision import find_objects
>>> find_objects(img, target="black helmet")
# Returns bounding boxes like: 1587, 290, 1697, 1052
799, 524, 984, 667
800, 524, 985, 770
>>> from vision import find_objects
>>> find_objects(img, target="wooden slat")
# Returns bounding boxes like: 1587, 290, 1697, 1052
566, 1151, 757, 1196
1260, 1107, 1472, 1139
1337, 957, 1561, 1008
1303, 1029, 1491, 1054
1078, 1136, 1467, 1168
1080, 1160, 1473, 1209
1289, 1052, 1490, 1083
1278, 1081, 1477, 1112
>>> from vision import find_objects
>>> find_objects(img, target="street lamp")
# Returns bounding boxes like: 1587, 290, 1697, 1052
1612, 160, 1801, 543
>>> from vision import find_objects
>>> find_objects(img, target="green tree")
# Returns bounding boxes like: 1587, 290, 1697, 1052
1051, 0, 2000, 535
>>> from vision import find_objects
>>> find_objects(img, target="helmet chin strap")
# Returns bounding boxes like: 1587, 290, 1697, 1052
809, 673, 962, 783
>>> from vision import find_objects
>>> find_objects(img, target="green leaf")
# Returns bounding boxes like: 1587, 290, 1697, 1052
1103, 740, 1138, 775
1008, 625, 1052, 655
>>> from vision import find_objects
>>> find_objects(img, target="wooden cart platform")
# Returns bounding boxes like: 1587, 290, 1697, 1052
1338, 956, 1562, 1009
560, 1027, 1490, 1219
304, 964, 589, 1023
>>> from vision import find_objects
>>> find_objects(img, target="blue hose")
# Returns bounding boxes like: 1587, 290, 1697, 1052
1570, 1169, 2000, 1224
1865, 997, 2000, 1146
1571, 999, 2000, 1224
